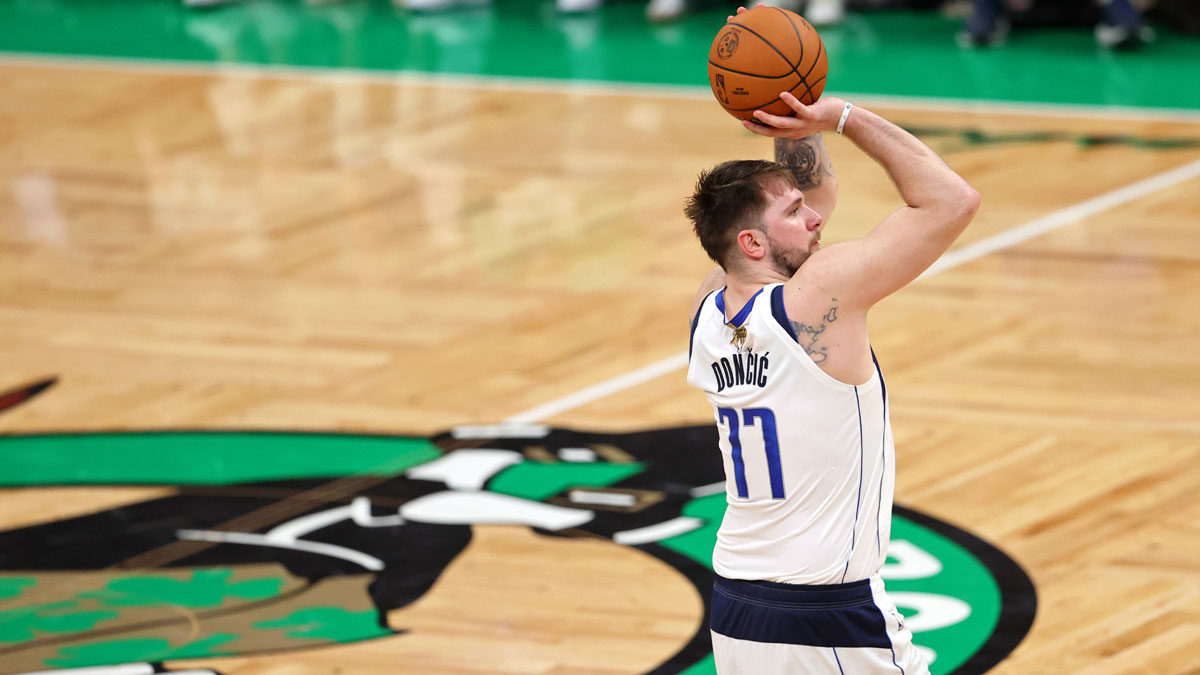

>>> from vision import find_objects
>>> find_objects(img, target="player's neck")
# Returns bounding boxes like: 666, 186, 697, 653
723, 267, 788, 319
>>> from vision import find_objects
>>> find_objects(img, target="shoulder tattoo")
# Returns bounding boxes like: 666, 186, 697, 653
789, 298, 839, 364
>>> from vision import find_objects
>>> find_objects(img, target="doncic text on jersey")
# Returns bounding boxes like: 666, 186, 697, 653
712, 350, 770, 392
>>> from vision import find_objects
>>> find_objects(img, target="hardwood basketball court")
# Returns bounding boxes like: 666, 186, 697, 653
1, 26, 1199, 675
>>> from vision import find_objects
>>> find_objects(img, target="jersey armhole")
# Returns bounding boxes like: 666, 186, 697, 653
871, 347, 888, 407
770, 284, 799, 343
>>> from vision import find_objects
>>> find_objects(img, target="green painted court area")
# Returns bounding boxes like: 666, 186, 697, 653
0, 432, 440, 485
1, 0, 1198, 110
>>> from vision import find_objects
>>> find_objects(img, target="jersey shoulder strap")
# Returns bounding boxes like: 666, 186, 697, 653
767, 283, 800, 343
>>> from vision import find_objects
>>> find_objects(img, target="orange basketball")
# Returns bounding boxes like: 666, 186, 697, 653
708, 6, 828, 121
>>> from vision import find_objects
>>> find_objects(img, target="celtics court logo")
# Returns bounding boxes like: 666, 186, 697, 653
0, 379, 1034, 674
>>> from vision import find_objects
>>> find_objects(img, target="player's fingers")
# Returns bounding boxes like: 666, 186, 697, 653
779, 92, 810, 116
741, 119, 777, 137
752, 109, 796, 128
731, 4, 761, 19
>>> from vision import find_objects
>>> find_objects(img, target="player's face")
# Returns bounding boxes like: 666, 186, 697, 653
762, 185, 823, 277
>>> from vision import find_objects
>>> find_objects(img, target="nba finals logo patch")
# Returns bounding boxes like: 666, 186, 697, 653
0, 382, 1034, 675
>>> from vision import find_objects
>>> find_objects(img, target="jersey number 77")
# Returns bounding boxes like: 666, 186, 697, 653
717, 407, 784, 500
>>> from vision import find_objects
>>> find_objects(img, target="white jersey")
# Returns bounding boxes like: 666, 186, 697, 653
686, 283, 895, 585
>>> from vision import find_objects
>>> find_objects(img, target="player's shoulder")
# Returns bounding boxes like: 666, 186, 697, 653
690, 285, 722, 322
785, 240, 869, 305
690, 268, 728, 320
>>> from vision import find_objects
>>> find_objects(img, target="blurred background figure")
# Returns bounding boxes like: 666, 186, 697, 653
647, 0, 844, 25
645, 0, 689, 21
1094, 0, 1155, 46
557, 0, 605, 13
779, 0, 845, 25
958, 0, 1153, 47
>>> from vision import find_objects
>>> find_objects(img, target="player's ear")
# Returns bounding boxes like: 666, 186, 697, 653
736, 229, 767, 260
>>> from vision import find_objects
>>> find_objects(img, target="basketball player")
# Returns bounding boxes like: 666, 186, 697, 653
684, 89, 979, 672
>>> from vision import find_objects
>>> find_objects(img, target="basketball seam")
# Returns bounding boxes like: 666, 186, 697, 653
726, 21, 799, 71
775, 7, 805, 72
804, 37, 825, 80
708, 61, 797, 80
800, 75, 827, 107
799, 39, 826, 104
721, 75, 825, 112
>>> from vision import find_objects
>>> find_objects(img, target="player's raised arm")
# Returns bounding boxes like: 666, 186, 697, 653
746, 93, 980, 309
725, 6, 838, 225
774, 134, 836, 226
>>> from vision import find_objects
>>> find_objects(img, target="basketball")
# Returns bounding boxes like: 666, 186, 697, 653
708, 6, 828, 120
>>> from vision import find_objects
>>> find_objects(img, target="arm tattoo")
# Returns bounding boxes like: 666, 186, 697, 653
789, 298, 839, 364
775, 135, 833, 191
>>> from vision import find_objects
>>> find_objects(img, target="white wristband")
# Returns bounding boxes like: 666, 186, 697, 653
836, 102, 853, 135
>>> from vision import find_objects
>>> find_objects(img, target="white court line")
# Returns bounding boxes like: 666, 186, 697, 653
506, 156, 1200, 424
920, 157, 1200, 278
504, 352, 689, 424
3, 52, 1200, 122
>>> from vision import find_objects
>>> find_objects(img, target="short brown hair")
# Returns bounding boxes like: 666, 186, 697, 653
684, 160, 797, 267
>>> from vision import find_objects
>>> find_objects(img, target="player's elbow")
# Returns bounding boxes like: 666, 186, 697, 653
960, 184, 981, 215
941, 183, 980, 230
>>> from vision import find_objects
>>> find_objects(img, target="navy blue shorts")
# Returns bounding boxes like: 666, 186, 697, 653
709, 575, 927, 674
711, 575, 891, 648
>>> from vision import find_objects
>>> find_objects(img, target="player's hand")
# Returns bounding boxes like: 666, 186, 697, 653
727, 4, 764, 21
741, 93, 845, 139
